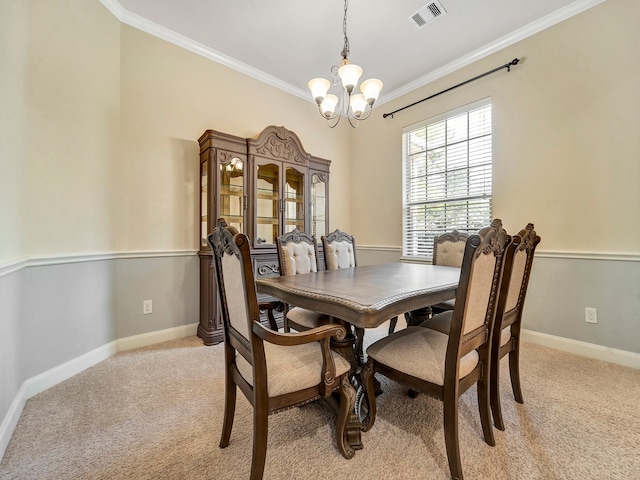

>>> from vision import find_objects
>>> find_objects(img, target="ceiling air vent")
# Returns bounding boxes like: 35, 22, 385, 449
410, 1, 447, 28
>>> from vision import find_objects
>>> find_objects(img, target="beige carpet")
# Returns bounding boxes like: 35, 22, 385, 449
1, 322, 639, 480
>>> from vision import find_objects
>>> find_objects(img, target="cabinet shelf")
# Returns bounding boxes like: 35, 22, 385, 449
219, 184, 244, 195
257, 216, 279, 224
221, 214, 243, 222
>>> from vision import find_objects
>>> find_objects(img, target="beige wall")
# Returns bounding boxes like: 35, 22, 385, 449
352, 0, 640, 254
0, 0, 28, 262
21, 0, 121, 258
117, 26, 352, 252
3, 0, 352, 261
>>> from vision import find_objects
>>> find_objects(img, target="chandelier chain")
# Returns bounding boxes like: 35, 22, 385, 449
341, 0, 350, 60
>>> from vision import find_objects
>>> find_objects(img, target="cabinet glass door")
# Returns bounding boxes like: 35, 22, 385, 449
311, 172, 327, 241
201, 160, 208, 247
256, 162, 280, 245
219, 156, 245, 233
284, 167, 305, 233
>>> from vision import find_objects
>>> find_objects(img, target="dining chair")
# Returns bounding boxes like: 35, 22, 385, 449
360, 219, 510, 480
388, 229, 469, 334
490, 223, 540, 430
430, 230, 469, 313
209, 218, 356, 480
276, 228, 331, 332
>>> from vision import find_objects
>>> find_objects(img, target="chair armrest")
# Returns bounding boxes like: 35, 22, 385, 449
258, 301, 283, 330
253, 321, 346, 347
253, 321, 348, 395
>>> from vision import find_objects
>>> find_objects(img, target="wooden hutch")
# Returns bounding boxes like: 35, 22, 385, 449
197, 125, 330, 345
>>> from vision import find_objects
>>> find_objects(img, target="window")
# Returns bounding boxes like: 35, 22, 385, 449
402, 98, 492, 259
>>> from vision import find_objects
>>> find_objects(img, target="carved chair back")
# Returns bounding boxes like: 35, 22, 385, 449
322, 229, 357, 270
276, 228, 320, 276
445, 220, 510, 370
490, 223, 541, 429
433, 230, 469, 267
208, 218, 260, 368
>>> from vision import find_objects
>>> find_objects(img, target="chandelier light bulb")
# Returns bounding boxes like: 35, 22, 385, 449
321, 94, 339, 118
349, 94, 367, 118
337, 63, 363, 94
360, 78, 383, 105
308, 78, 330, 105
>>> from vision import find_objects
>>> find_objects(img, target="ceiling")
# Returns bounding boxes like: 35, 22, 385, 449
105, 0, 602, 105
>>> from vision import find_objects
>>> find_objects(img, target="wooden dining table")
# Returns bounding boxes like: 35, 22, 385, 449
256, 261, 461, 451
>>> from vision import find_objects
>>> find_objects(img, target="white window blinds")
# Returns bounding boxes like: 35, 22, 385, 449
402, 99, 492, 259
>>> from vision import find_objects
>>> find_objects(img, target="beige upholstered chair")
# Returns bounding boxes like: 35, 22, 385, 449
430, 230, 469, 315
490, 223, 540, 430
276, 228, 331, 332
209, 219, 356, 480
389, 230, 469, 334
322, 229, 358, 270
361, 219, 510, 480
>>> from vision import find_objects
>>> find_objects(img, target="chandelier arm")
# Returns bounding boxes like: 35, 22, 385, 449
346, 114, 359, 128
354, 107, 374, 121
316, 104, 340, 121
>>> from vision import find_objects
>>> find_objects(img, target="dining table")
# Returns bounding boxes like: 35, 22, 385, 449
256, 261, 461, 451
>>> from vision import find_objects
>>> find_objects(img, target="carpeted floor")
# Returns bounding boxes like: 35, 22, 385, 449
1, 321, 639, 479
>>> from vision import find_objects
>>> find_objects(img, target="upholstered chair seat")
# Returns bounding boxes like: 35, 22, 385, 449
422, 312, 512, 348
366, 327, 479, 385
286, 307, 331, 330
420, 310, 453, 334
236, 342, 351, 397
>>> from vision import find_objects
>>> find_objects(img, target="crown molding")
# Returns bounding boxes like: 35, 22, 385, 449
100, 0, 604, 107
98, 0, 309, 102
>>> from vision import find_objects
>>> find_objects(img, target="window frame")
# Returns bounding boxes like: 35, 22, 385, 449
401, 97, 493, 261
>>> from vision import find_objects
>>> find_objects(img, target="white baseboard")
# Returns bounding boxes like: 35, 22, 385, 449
0, 323, 198, 460
521, 329, 640, 369
117, 323, 198, 352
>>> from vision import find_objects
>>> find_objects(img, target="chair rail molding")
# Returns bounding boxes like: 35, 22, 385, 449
0, 250, 198, 278
357, 245, 640, 263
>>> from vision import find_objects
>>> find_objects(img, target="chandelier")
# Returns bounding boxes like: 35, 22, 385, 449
307, 0, 383, 128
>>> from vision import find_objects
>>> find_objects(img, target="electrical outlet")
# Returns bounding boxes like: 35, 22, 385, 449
585, 307, 597, 324
143, 300, 153, 315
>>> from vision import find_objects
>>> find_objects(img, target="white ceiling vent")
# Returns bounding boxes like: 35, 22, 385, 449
410, 1, 447, 28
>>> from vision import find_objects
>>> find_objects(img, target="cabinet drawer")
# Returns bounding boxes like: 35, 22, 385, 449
253, 254, 280, 278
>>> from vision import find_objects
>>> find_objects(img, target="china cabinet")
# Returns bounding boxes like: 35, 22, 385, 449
197, 126, 330, 345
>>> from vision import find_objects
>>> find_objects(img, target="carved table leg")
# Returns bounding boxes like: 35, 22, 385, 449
326, 393, 364, 453
331, 333, 358, 379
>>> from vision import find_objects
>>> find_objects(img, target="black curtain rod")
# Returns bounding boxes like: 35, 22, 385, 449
383, 58, 520, 119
